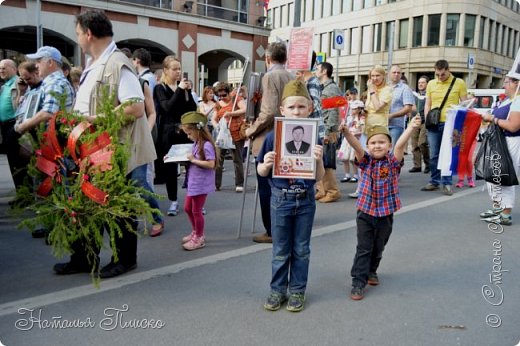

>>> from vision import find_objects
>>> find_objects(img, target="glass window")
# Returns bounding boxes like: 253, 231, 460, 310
353, 0, 362, 11
364, 0, 372, 9
272, 8, 277, 29
288, 3, 294, 26
386, 21, 395, 50
362, 25, 371, 53
373, 23, 382, 52
413, 16, 423, 47
479, 16, 486, 49
488, 20, 495, 51
399, 19, 409, 49
502, 25, 508, 55
343, 0, 353, 13
314, 0, 322, 19
494, 22, 500, 52
388, 0, 396, 2
280, 5, 285, 27
427, 14, 441, 46
464, 14, 476, 47
267, 9, 272, 28
445, 14, 459, 46
332, 0, 341, 14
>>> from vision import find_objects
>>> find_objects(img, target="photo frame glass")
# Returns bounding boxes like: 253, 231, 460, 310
273, 117, 319, 180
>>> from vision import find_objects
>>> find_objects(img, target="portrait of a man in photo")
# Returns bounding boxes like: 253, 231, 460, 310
285, 125, 311, 155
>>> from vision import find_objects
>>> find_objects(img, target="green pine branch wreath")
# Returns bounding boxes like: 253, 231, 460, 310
14, 88, 160, 284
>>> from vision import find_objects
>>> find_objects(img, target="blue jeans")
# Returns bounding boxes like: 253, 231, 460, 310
129, 164, 163, 224
270, 187, 316, 295
427, 123, 452, 186
388, 126, 404, 151
351, 211, 393, 288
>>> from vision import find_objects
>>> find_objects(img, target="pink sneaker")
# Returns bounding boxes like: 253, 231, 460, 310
455, 179, 464, 188
182, 231, 196, 243
467, 177, 475, 188
183, 235, 205, 251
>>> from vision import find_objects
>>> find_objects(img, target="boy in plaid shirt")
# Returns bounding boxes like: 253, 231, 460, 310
339, 116, 421, 300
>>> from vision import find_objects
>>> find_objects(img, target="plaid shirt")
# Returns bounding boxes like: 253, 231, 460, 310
40, 70, 74, 114
306, 76, 325, 139
356, 152, 401, 217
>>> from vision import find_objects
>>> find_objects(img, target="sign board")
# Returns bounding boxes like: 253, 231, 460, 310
467, 54, 475, 70
506, 47, 520, 80
333, 29, 345, 50
316, 52, 326, 64
286, 27, 315, 71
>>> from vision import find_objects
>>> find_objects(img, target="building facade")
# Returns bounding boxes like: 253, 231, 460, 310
267, 0, 520, 92
0, 0, 271, 91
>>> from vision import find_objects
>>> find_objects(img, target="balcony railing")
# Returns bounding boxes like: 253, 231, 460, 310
116, 0, 249, 24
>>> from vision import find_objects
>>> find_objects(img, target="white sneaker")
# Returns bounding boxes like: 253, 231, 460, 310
235, 186, 244, 193
167, 201, 178, 216
348, 192, 359, 199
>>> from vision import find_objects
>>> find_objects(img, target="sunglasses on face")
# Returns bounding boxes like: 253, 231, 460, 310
217, 93, 228, 98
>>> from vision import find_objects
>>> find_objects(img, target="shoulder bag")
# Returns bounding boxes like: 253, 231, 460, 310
425, 77, 456, 130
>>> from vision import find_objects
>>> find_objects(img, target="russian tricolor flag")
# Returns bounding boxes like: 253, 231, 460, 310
439, 108, 482, 176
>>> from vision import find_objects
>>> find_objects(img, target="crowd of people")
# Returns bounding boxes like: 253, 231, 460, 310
0, 9, 519, 312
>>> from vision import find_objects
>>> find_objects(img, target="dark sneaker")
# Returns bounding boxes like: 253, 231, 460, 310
350, 286, 364, 301
421, 183, 439, 191
286, 293, 305, 312
367, 273, 379, 286
423, 167, 430, 174
481, 213, 512, 226
340, 176, 351, 183
479, 208, 504, 218
263, 292, 287, 311
54, 261, 95, 275
99, 262, 137, 279
442, 185, 453, 196
408, 167, 421, 173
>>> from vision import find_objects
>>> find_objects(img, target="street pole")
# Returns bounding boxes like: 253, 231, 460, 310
36, 0, 43, 49
336, 50, 339, 83
386, 21, 395, 75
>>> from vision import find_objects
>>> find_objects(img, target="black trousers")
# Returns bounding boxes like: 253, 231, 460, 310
0, 119, 27, 189
351, 211, 393, 288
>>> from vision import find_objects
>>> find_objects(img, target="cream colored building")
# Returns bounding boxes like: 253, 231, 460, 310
267, 0, 520, 92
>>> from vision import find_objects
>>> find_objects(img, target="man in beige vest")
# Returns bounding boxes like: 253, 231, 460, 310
53, 10, 156, 278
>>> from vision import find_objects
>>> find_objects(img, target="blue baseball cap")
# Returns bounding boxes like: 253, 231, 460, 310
26, 46, 62, 64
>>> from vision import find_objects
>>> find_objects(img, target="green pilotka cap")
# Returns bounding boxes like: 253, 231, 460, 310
281, 80, 311, 101
181, 111, 207, 125
366, 125, 391, 143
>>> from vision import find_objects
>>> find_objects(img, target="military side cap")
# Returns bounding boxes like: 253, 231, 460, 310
282, 80, 310, 101
366, 125, 391, 143
181, 111, 207, 125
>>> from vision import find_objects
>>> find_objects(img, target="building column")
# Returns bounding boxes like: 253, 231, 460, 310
497, 24, 503, 55
458, 13, 465, 46
407, 16, 413, 48
474, 16, 481, 48
422, 15, 428, 46
439, 12, 447, 46
381, 21, 387, 51
368, 24, 374, 54
394, 19, 400, 50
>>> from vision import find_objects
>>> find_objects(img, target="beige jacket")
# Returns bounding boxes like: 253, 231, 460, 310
246, 64, 293, 156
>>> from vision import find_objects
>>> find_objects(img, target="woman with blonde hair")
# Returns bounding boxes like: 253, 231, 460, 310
154, 55, 197, 216
364, 65, 393, 135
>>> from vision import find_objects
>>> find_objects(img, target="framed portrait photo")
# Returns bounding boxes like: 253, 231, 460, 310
15, 90, 42, 124
273, 117, 319, 180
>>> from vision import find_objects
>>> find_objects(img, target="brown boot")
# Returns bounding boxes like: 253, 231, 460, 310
319, 193, 341, 203
253, 233, 272, 243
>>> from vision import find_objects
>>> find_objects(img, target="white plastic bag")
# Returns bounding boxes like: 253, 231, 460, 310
337, 137, 349, 161
215, 117, 235, 149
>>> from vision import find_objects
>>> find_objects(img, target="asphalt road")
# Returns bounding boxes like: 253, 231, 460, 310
0, 155, 518, 346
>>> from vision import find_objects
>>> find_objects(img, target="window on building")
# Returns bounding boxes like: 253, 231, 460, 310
280, 5, 285, 27
353, 0, 362, 11
494, 22, 500, 52
488, 20, 495, 51
272, 8, 277, 29
413, 16, 423, 47
388, 0, 396, 3
427, 14, 441, 46
364, 0, 372, 9
288, 3, 294, 26
479, 17, 486, 49
445, 14, 459, 46
314, 0, 322, 19
464, 14, 476, 47
351, 27, 360, 54
399, 19, 409, 48
343, 0, 353, 13
386, 21, 395, 50
376, 0, 383, 5
332, 0, 341, 14
373, 23, 382, 52
502, 25, 508, 55
267, 9, 272, 28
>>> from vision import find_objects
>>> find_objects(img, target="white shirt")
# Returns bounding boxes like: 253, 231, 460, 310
74, 41, 143, 115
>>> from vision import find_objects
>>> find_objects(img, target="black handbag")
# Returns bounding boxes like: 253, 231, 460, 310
425, 77, 456, 130
474, 123, 519, 186
322, 141, 337, 169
